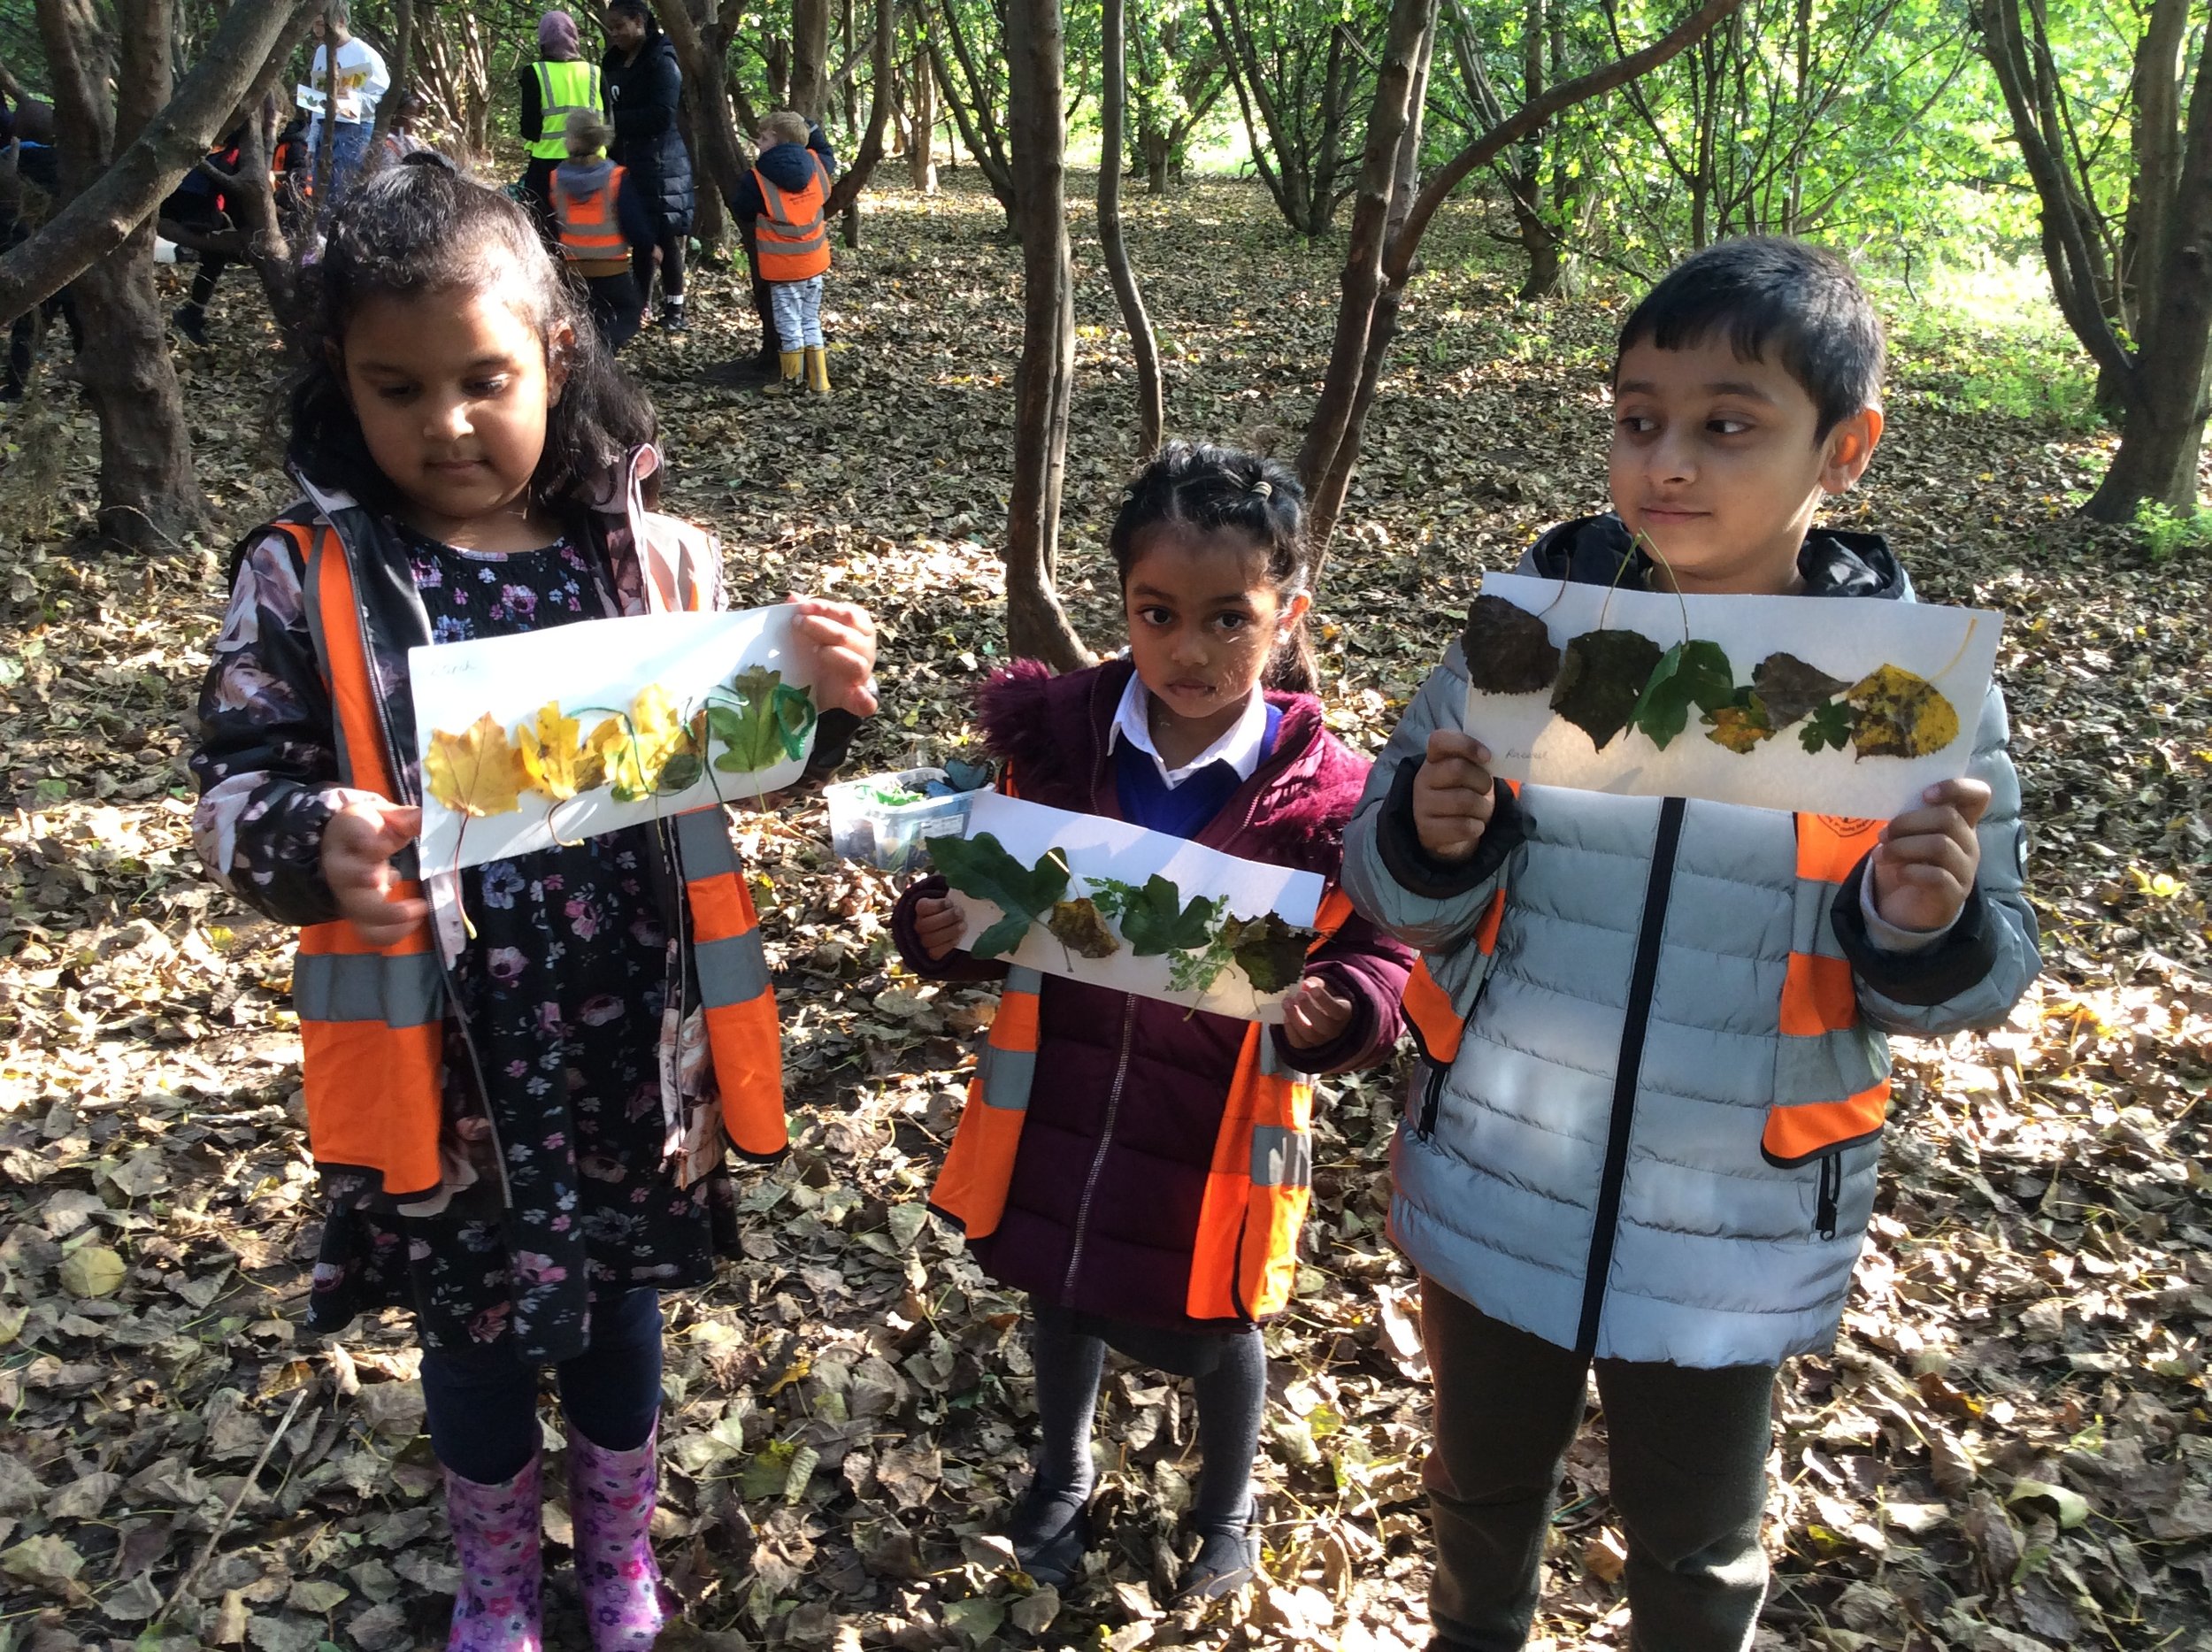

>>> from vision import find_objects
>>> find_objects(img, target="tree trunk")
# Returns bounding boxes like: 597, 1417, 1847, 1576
909, 25, 937, 191
1098, 0, 1164, 455
1298, 0, 1747, 557
1002, 0, 1089, 672
791, 0, 832, 122
370, 0, 415, 142
311, 3, 341, 204
661, 0, 749, 213
44, 0, 205, 550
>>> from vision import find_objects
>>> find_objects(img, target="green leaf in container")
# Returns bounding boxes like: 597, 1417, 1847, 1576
930, 833, 1070, 957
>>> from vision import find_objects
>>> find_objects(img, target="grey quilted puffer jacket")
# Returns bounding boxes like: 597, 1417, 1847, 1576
1342, 517, 2040, 1368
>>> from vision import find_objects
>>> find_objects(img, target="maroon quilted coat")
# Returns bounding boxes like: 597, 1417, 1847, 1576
893, 659, 1414, 1330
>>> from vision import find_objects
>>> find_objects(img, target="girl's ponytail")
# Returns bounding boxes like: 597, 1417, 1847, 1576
1108, 441, 1323, 695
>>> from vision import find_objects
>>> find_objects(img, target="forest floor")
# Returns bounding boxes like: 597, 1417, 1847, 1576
0, 173, 2208, 1652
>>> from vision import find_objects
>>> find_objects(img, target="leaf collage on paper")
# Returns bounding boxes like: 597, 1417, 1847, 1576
945, 853, 1313, 999
425, 665, 818, 819
1513, 623, 1963, 763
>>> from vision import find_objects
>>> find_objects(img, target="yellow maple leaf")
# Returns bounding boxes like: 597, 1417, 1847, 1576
516, 701, 601, 801
426, 712, 525, 818
1845, 664, 1960, 759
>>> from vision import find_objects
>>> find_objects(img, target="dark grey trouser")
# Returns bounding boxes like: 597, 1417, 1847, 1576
1421, 1276, 1775, 1652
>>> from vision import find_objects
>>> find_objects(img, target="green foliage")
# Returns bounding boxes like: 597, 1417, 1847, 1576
1628, 640, 1734, 751
2135, 502, 2212, 565
1093, 872, 1221, 957
931, 834, 1070, 958
1892, 314, 2107, 435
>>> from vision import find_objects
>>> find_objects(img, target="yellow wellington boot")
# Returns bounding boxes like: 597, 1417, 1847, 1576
804, 345, 831, 395
770, 350, 803, 394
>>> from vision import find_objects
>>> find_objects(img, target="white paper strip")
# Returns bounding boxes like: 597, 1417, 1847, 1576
1463, 571, 2001, 820
931, 791, 1325, 1024
410, 604, 816, 873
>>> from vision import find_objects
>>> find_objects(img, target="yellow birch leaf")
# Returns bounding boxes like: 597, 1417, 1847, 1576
425, 712, 525, 817
1845, 665, 1960, 759
516, 701, 601, 800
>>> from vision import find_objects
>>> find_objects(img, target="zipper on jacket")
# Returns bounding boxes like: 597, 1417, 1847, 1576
1573, 795, 1686, 1361
1815, 1154, 1841, 1241
1417, 1061, 1448, 1140
1060, 995, 1140, 1298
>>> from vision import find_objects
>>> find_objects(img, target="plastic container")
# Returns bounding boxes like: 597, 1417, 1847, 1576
825, 767, 975, 873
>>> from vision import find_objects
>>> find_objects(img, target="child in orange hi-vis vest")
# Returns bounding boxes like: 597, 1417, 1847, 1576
551, 110, 659, 352
189, 156, 878, 1652
894, 442, 1415, 1602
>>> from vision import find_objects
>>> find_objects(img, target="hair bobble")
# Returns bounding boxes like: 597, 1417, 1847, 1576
1250, 480, 1272, 498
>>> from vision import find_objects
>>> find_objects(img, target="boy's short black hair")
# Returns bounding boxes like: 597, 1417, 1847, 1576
1615, 236, 1884, 440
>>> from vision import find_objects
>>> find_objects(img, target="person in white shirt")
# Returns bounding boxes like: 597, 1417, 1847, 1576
305, 1, 389, 217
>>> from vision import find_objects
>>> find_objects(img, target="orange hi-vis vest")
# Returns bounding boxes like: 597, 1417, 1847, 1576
552, 161, 630, 278
1396, 793, 1890, 1172
283, 516, 787, 1200
752, 153, 832, 282
932, 887, 1358, 1322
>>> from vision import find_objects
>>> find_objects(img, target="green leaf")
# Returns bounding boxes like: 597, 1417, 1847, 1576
1799, 698, 1853, 754
1113, 873, 1223, 957
931, 833, 1070, 957
710, 666, 818, 773
1629, 640, 1737, 750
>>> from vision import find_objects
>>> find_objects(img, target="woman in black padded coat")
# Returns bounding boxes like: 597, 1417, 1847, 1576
602, 0, 696, 331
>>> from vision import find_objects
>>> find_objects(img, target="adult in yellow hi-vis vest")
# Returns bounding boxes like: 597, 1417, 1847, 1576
891, 446, 1417, 1604
517, 10, 605, 243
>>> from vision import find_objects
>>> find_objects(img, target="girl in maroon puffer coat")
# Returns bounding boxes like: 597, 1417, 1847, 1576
894, 442, 1414, 1601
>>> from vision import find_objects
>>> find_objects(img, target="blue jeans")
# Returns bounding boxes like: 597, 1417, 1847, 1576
419, 1287, 664, 1483
769, 274, 825, 350
314, 121, 374, 225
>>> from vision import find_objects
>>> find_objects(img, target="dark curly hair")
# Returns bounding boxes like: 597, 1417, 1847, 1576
1107, 441, 1319, 694
286, 152, 655, 519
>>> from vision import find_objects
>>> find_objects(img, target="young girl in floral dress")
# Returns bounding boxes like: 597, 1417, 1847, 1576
191, 154, 877, 1650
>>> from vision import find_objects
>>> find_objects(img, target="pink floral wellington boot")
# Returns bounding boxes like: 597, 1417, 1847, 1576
566, 1423, 672, 1648
442, 1453, 544, 1651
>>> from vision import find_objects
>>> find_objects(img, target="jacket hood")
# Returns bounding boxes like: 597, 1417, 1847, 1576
974, 657, 1371, 871
1525, 512, 1911, 600
754, 141, 823, 192
556, 157, 615, 192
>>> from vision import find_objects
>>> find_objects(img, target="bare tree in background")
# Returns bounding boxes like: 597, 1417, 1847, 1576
1098, 0, 1164, 453
1002, 0, 1087, 670
1, 0, 311, 549
1297, 0, 1748, 555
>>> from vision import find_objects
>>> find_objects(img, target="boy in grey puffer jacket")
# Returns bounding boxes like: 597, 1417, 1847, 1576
1342, 238, 2039, 1652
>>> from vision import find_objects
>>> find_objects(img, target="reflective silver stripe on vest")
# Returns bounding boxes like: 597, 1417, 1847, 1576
1249, 1124, 1311, 1188
674, 806, 741, 880
534, 62, 603, 128
296, 949, 443, 1027
756, 159, 828, 249
977, 965, 1041, 1110
697, 929, 772, 1010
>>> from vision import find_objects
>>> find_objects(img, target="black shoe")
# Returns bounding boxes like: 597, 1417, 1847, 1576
173, 305, 209, 347
1006, 1480, 1090, 1588
659, 302, 688, 334
1173, 1510, 1259, 1602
